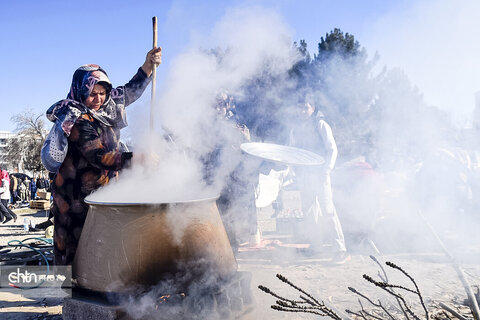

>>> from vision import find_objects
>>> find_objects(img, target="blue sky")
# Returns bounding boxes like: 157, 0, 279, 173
1, 0, 479, 132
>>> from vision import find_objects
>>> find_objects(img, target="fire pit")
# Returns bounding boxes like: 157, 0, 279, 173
72, 196, 238, 294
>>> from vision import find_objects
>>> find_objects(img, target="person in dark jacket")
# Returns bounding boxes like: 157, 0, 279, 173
36, 175, 46, 191
48, 47, 162, 265
30, 177, 37, 200
205, 91, 258, 251
9, 174, 16, 204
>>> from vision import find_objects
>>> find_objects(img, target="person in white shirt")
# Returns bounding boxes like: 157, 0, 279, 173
0, 169, 17, 223
289, 98, 348, 263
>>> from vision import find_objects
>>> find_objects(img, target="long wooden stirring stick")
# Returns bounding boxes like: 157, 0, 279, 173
150, 16, 158, 131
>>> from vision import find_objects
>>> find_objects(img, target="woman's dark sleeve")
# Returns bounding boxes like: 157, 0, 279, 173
69, 116, 132, 171
110, 67, 152, 108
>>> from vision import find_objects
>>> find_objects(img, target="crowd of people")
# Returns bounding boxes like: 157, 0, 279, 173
8, 173, 50, 204
0, 168, 51, 224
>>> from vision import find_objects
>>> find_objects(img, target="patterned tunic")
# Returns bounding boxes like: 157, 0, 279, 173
52, 113, 133, 264
49, 65, 150, 265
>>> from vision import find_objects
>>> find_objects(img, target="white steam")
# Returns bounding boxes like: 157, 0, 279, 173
82, 2, 480, 318
89, 7, 299, 203
85, 0, 480, 266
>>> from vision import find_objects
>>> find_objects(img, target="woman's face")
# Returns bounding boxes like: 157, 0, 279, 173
84, 84, 106, 111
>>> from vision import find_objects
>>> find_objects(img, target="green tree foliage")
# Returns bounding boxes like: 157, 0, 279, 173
290, 40, 311, 77
291, 29, 380, 160
315, 28, 362, 61
224, 28, 451, 168
288, 28, 448, 166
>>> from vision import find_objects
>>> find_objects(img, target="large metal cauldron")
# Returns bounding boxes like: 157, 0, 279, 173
73, 196, 237, 293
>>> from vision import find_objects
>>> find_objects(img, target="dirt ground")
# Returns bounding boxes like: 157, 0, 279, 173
1, 204, 480, 319
0, 207, 62, 319
239, 205, 480, 320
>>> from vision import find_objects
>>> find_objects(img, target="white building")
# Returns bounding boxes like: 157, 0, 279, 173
0, 131, 16, 170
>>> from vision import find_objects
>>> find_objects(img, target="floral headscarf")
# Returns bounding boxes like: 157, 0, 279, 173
67, 64, 112, 103
46, 64, 127, 136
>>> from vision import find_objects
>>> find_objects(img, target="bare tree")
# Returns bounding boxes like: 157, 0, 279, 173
3, 109, 48, 173
10, 109, 47, 140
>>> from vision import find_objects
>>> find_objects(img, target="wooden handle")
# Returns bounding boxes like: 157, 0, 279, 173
150, 16, 158, 131
152, 16, 158, 48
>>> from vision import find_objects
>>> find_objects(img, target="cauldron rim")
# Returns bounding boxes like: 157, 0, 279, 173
84, 194, 220, 207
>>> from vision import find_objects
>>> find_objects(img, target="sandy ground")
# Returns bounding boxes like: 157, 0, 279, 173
1, 203, 480, 319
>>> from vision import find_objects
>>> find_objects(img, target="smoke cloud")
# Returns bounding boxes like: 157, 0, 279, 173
88, 1, 480, 261
85, 3, 480, 317
90, 7, 299, 204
